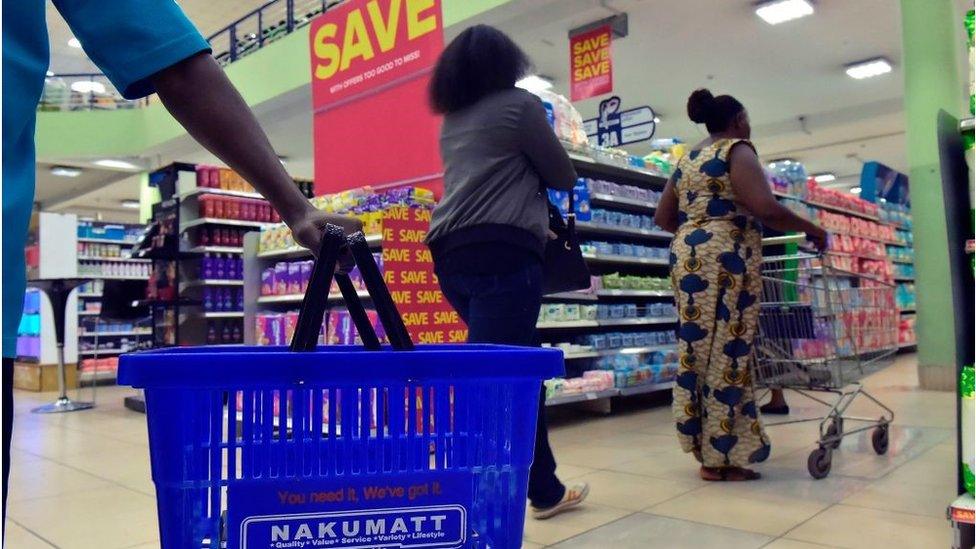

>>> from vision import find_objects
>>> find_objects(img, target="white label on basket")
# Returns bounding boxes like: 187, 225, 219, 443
240, 505, 466, 548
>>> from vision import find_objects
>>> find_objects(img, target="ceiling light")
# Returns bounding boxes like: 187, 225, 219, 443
50, 166, 82, 178
46, 70, 54, 77
516, 75, 554, 94
653, 116, 661, 123
67, 37, 82, 48
813, 173, 836, 183
70, 81, 106, 94
850, 186, 862, 194
94, 159, 140, 170
755, 0, 814, 25
845, 58, 892, 80
120, 199, 141, 209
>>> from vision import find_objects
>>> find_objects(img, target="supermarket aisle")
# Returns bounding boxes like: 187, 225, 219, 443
4, 353, 954, 549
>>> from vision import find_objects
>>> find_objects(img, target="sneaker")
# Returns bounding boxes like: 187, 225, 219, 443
531, 482, 589, 520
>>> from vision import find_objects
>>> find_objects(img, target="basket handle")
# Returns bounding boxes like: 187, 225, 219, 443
289, 225, 414, 352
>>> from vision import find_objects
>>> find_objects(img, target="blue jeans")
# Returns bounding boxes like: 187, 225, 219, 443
437, 262, 566, 508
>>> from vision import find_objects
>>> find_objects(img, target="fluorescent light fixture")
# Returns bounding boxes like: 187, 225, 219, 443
120, 199, 141, 209
850, 186, 862, 194
94, 159, 140, 170
812, 172, 836, 183
516, 75, 554, 94
70, 81, 106, 94
67, 37, 82, 48
653, 116, 661, 123
50, 166, 82, 178
755, 0, 814, 25
845, 57, 892, 79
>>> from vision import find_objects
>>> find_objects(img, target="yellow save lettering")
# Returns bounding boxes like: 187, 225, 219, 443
406, 0, 437, 39
366, 0, 401, 52
314, 23, 341, 80
340, 9, 376, 71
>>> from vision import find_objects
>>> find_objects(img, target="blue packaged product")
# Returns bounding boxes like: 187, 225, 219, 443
608, 332, 623, 348
573, 178, 592, 222
591, 209, 607, 224
610, 304, 626, 319
621, 333, 635, 347
625, 303, 638, 318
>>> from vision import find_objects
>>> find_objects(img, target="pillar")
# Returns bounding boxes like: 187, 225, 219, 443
900, 0, 967, 389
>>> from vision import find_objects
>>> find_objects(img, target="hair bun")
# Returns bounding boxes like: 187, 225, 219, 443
687, 88, 716, 124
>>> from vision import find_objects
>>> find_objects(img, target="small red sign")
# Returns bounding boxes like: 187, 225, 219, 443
570, 25, 613, 101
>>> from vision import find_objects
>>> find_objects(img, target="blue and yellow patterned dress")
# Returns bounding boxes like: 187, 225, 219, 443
669, 138, 771, 468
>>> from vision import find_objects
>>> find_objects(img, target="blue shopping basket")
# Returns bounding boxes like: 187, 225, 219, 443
119, 228, 563, 549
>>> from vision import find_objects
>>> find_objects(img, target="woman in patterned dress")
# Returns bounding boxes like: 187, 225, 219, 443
654, 89, 827, 481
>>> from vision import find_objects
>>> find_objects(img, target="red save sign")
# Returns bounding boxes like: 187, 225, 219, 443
570, 25, 613, 101
308, 0, 445, 197
310, 0, 443, 109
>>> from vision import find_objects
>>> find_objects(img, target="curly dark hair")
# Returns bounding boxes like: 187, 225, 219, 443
687, 88, 745, 134
428, 25, 531, 114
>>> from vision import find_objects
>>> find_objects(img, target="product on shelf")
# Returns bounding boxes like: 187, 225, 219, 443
530, 89, 588, 146
202, 253, 244, 280
78, 260, 151, 279
642, 139, 686, 177
202, 287, 245, 312
206, 319, 244, 344
199, 195, 278, 223
581, 240, 669, 260
197, 226, 248, 248
538, 302, 676, 324
77, 241, 135, 259
586, 177, 662, 206
257, 187, 434, 254
878, 203, 913, 229
898, 315, 916, 346
962, 365, 974, 494
895, 282, 917, 310
599, 273, 671, 291
260, 255, 382, 297
76, 222, 141, 242
804, 180, 880, 217
79, 357, 120, 377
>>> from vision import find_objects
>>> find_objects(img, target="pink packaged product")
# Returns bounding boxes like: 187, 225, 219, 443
255, 316, 271, 345
283, 311, 300, 344
287, 262, 303, 295
261, 267, 275, 296
300, 260, 313, 294
273, 262, 289, 296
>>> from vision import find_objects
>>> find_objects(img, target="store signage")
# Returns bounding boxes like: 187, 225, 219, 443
309, 0, 445, 196
382, 206, 467, 344
583, 96, 657, 147
226, 472, 471, 548
570, 24, 613, 101
859, 161, 910, 205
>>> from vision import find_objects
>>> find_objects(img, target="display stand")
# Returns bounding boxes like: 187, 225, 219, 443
28, 278, 92, 413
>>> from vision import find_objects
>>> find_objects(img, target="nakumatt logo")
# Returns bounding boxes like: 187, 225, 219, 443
243, 505, 466, 548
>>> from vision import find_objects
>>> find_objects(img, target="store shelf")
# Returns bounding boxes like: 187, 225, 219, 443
187, 245, 244, 254
589, 193, 658, 212
890, 257, 914, 264
78, 256, 151, 263
76, 292, 102, 298
545, 291, 600, 301
78, 349, 128, 357
257, 291, 369, 305
79, 330, 152, 338
546, 381, 674, 406
576, 221, 672, 240
180, 218, 274, 232
78, 370, 118, 383
597, 289, 673, 298
256, 233, 383, 259
617, 380, 674, 397
806, 200, 880, 222
582, 253, 669, 266
77, 237, 138, 245
182, 279, 244, 288
892, 276, 914, 282
177, 187, 264, 200
565, 148, 668, 188
201, 311, 244, 319
538, 317, 678, 330
898, 341, 918, 350
77, 311, 101, 316
546, 389, 619, 406
82, 275, 150, 281
563, 344, 677, 360
899, 308, 916, 314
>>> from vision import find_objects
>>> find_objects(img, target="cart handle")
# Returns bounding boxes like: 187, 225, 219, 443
290, 224, 414, 352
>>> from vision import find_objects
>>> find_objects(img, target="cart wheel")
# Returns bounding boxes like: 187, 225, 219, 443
871, 424, 889, 455
825, 417, 843, 450
807, 447, 832, 479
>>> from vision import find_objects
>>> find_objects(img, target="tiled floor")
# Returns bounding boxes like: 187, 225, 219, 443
4, 353, 957, 548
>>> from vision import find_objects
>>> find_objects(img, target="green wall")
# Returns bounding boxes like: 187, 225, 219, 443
900, 0, 966, 379
35, 0, 514, 160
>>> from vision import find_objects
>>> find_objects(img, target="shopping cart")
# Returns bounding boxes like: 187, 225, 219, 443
753, 242, 897, 479
119, 226, 564, 549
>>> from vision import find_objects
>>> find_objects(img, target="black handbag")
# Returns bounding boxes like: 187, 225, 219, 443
543, 192, 591, 294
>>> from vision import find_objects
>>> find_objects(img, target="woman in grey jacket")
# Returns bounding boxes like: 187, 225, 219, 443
426, 25, 589, 520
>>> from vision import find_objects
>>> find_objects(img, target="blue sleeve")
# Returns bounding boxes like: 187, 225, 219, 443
53, 0, 211, 99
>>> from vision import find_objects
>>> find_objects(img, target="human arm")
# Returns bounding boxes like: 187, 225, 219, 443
654, 176, 680, 234
519, 96, 578, 191
729, 143, 828, 250
151, 53, 361, 251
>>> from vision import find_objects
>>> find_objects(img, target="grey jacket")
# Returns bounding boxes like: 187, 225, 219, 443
426, 88, 578, 255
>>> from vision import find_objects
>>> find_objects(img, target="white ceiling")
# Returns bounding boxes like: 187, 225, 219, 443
40, 0, 973, 220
